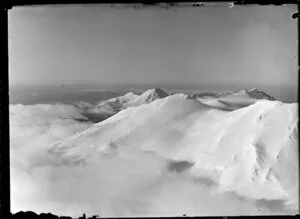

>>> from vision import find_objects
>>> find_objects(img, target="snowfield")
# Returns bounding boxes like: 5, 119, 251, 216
10, 88, 299, 217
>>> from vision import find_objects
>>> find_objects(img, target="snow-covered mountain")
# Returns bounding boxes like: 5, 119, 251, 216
88, 88, 169, 116
190, 92, 217, 99
194, 88, 277, 111
214, 88, 276, 100
51, 91, 298, 213
89, 92, 139, 115
80, 88, 277, 121
129, 88, 169, 106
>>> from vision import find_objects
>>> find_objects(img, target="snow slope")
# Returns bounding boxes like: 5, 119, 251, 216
51, 92, 298, 214
129, 88, 169, 106
196, 88, 277, 111
88, 88, 169, 116
79, 88, 276, 121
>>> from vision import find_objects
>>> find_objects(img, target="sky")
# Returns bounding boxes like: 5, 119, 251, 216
8, 4, 298, 91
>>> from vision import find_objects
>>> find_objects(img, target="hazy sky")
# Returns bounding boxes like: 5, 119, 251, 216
8, 4, 298, 88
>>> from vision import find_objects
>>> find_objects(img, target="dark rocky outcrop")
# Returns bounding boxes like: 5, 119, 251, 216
11, 211, 39, 219
10, 211, 100, 219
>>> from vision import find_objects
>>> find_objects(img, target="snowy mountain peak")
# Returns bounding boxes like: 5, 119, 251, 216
248, 88, 258, 92
214, 88, 276, 101
136, 88, 169, 103
119, 92, 139, 102
141, 88, 169, 97
123, 92, 135, 97
237, 89, 247, 94
87, 89, 169, 118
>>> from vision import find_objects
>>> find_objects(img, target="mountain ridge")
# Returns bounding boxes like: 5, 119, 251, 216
50, 96, 298, 208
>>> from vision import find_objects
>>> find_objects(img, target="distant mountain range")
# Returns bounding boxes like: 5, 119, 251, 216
214, 88, 276, 100
75, 88, 277, 121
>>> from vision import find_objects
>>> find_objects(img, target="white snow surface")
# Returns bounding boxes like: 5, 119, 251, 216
52, 92, 299, 214
10, 88, 298, 217
89, 88, 169, 115
197, 88, 276, 111
87, 88, 276, 117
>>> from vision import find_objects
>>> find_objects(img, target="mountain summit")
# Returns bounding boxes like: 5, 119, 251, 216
132, 88, 169, 104
87, 88, 169, 118
82, 88, 276, 122
214, 88, 276, 100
